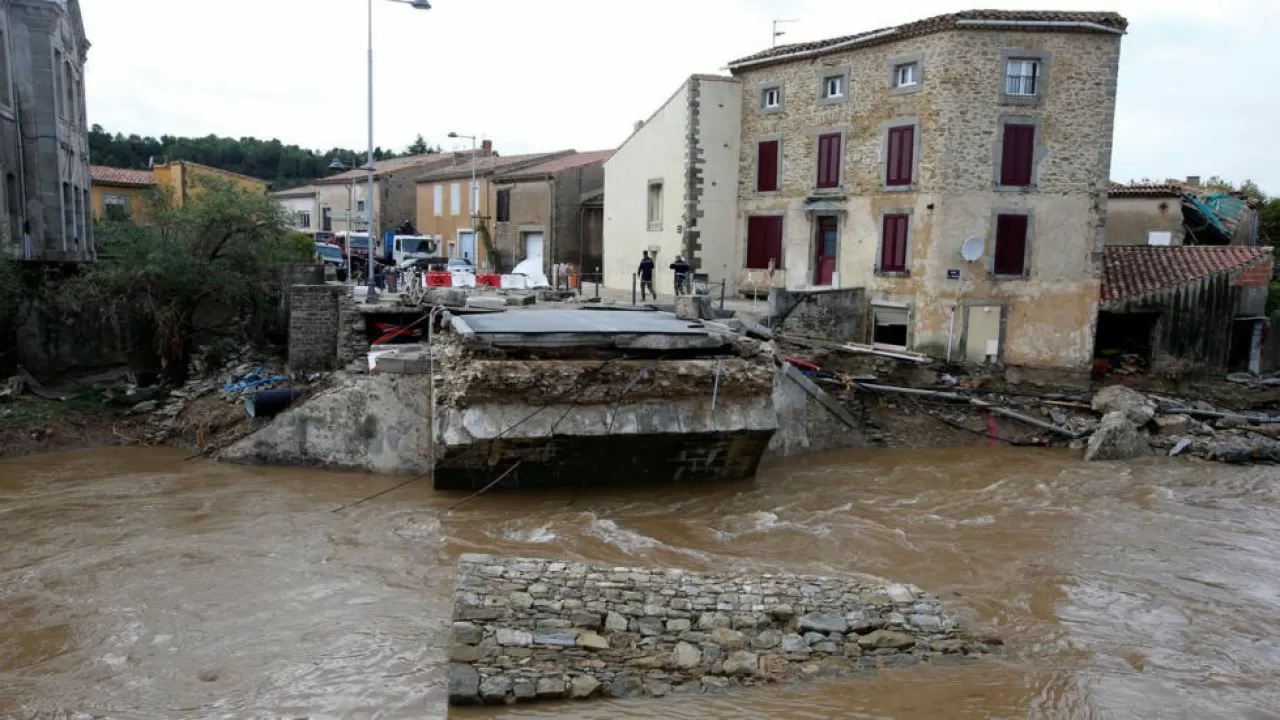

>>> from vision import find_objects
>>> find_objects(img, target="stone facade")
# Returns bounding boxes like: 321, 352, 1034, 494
731, 19, 1125, 370
768, 286, 866, 342
0, 0, 92, 262
286, 284, 365, 372
448, 555, 996, 705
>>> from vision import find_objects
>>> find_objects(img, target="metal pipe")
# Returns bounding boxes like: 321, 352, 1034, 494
365, 0, 377, 303
946, 303, 956, 364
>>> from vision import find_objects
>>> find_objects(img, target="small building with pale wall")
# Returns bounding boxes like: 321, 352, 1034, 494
602, 75, 742, 295
90, 165, 154, 222
1104, 184, 1185, 247
491, 150, 610, 276
272, 184, 320, 236
150, 160, 268, 206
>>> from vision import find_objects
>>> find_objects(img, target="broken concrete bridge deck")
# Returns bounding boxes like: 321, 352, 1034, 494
450, 309, 740, 352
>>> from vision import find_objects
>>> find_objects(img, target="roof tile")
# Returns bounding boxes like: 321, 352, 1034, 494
1101, 246, 1273, 306
90, 165, 155, 187
728, 10, 1127, 68
497, 150, 614, 180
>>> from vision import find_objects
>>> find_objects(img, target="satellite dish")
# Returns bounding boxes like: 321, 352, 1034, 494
960, 236, 985, 262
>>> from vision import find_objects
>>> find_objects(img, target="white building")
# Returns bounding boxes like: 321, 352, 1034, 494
602, 74, 742, 294
272, 185, 319, 237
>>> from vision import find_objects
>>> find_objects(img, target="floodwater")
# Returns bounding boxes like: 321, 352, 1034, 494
2, 447, 1279, 719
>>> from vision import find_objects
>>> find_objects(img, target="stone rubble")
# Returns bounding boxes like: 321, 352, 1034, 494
447, 555, 998, 706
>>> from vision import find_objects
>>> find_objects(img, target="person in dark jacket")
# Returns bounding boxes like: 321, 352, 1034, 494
637, 250, 655, 301
670, 256, 691, 296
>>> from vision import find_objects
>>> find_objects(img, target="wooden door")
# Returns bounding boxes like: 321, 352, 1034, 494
814, 216, 837, 286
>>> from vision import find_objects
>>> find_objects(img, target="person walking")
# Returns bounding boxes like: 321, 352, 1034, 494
637, 250, 656, 301
670, 255, 691, 296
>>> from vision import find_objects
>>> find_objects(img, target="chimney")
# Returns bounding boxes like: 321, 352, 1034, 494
481, 139, 493, 154
1186, 175, 1201, 188
634, 120, 645, 133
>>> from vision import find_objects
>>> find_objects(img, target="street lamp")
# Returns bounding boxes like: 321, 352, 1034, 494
358, 0, 433, 303
448, 131, 477, 264
328, 157, 366, 281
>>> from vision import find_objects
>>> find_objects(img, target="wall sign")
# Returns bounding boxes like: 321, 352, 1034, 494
676, 224, 684, 234
946, 269, 961, 280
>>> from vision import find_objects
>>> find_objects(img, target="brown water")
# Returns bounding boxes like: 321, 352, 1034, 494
2, 447, 1279, 719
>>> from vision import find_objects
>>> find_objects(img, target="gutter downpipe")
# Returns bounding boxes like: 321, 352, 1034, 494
547, 175, 556, 283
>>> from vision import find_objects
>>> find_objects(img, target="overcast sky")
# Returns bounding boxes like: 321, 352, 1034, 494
82, 0, 1279, 193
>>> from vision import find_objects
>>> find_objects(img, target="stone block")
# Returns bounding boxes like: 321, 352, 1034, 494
570, 674, 601, 699
672, 641, 701, 668
448, 663, 479, 704
536, 675, 567, 699
723, 651, 760, 676
479, 675, 511, 703
496, 628, 533, 647
798, 612, 849, 634
506, 293, 537, 306
452, 621, 483, 646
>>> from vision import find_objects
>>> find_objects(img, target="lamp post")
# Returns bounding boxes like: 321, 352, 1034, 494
359, 0, 433, 303
328, 157, 364, 281
448, 131, 477, 264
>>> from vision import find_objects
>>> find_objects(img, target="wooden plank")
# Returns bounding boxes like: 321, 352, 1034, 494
781, 362, 860, 431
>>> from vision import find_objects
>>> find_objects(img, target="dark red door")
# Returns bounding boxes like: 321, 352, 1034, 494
815, 216, 837, 285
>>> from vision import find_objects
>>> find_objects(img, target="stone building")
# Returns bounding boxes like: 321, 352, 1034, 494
729, 10, 1127, 370
490, 149, 610, 276
0, 0, 92, 262
601, 75, 742, 294
1105, 183, 1185, 247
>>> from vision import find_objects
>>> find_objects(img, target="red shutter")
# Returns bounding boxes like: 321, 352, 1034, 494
993, 214, 1029, 275
880, 214, 909, 272
1000, 124, 1035, 186
747, 215, 783, 269
757, 140, 779, 192
817, 133, 841, 189
886, 126, 914, 186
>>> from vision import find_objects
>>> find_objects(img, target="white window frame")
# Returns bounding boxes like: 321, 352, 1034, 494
1005, 59, 1040, 97
895, 63, 919, 88
1147, 230, 1173, 246
297, 210, 311, 228
822, 75, 844, 99
646, 180, 663, 231
356, 199, 365, 213
450, 183, 461, 215
763, 87, 780, 109
103, 194, 128, 220
433, 185, 443, 216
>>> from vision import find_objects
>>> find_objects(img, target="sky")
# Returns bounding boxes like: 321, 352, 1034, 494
82, 0, 1280, 193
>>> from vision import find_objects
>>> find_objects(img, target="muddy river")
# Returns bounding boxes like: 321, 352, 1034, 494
2, 447, 1278, 719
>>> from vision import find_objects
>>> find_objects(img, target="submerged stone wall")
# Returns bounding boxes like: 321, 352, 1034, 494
449, 555, 998, 706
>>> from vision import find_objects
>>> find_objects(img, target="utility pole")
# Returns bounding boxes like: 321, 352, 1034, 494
772, 18, 798, 47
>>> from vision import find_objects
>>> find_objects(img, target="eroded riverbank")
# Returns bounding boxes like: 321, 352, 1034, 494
2, 446, 1279, 718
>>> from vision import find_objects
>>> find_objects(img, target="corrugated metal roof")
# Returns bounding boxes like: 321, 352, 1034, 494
1101, 246, 1273, 307
728, 10, 1127, 69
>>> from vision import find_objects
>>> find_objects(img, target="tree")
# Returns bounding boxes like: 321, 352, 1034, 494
406, 133, 438, 156
82, 176, 310, 382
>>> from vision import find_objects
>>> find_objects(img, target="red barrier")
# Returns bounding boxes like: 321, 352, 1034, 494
476, 274, 501, 288
425, 271, 453, 287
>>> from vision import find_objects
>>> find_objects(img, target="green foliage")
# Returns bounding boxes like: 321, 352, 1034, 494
1268, 281, 1280, 317
0, 253, 19, 318
88, 125, 440, 189
81, 176, 310, 382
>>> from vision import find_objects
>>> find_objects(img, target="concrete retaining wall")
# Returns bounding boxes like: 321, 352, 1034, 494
768, 287, 866, 341
448, 554, 995, 706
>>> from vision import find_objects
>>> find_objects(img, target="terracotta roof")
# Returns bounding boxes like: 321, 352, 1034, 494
497, 150, 614, 180
728, 10, 1128, 69
316, 152, 474, 184
1101, 246, 1274, 306
90, 165, 155, 187
1108, 183, 1183, 198
271, 184, 318, 198
414, 151, 575, 183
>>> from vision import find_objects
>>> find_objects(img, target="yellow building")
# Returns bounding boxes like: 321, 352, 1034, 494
91, 161, 270, 222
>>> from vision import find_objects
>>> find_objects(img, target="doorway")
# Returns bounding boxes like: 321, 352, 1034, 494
458, 230, 476, 264
963, 304, 1005, 364
523, 232, 544, 263
814, 215, 837, 286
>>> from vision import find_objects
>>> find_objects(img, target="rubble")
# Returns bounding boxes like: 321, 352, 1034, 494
1084, 411, 1150, 461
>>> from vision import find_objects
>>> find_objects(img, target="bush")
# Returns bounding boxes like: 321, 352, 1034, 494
1268, 281, 1280, 317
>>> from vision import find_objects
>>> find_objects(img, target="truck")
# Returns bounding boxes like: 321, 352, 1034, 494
386, 233, 441, 268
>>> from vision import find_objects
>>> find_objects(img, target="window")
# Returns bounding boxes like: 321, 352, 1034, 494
62, 183, 74, 240
999, 123, 1035, 187
872, 304, 910, 347
0, 31, 10, 106
450, 183, 460, 215
816, 133, 841, 189
895, 63, 919, 88
104, 195, 129, 221
470, 182, 479, 216
762, 87, 780, 109
1147, 231, 1173, 246
993, 214, 1029, 276
82, 189, 91, 248
647, 181, 663, 230
53, 51, 62, 117
1005, 59, 1039, 97
297, 210, 311, 229
433, 185, 443, 216
746, 215, 783, 270
62, 62, 72, 121
880, 213, 910, 273
321, 206, 332, 231
822, 75, 844, 99
496, 188, 511, 222
356, 199, 365, 213
885, 125, 915, 187
756, 140, 779, 193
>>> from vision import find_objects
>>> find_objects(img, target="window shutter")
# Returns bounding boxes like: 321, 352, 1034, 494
887, 126, 914, 186
757, 140, 779, 192
817, 133, 840, 189
1000, 124, 1035, 186
747, 215, 784, 269
994, 214, 1029, 275
880, 213, 909, 272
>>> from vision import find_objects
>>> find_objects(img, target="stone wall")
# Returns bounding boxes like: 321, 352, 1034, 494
768, 286, 865, 341
287, 284, 366, 372
449, 555, 994, 706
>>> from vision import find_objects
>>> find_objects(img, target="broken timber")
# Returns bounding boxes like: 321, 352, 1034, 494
778, 334, 930, 363
851, 381, 1081, 438
781, 362, 860, 431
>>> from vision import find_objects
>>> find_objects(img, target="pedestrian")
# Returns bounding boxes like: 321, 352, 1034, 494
670, 255, 690, 296
637, 250, 655, 301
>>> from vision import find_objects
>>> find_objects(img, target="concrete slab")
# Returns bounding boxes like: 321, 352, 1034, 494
456, 310, 708, 336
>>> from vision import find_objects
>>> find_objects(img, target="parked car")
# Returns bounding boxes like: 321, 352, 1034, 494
446, 256, 475, 273
314, 242, 345, 267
